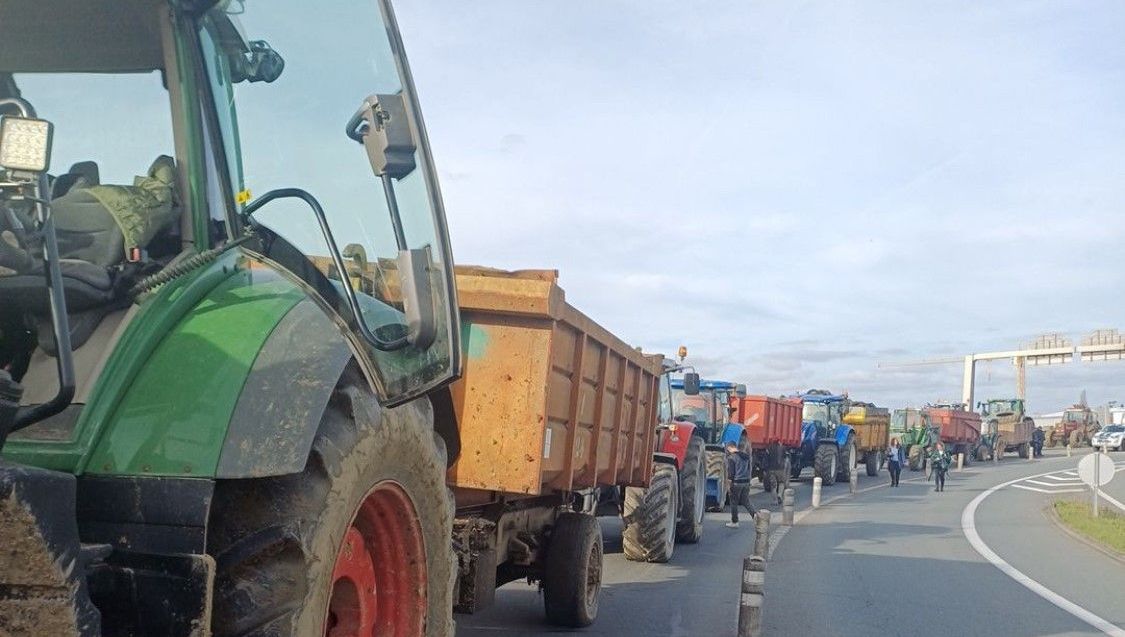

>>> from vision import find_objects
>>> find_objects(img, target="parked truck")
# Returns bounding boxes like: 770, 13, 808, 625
1, 2, 470, 634
843, 401, 890, 476
1048, 404, 1100, 448
670, 377, 746, 510
730, 395, 803, 501
925, 403, 981, 466
890, 408, 940, 472
976, 398, 1034, 461
792, 390, 857, 486
449, 267, 676, 624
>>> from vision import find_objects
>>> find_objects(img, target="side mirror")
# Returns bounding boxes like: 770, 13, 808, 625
347, 93, 417, 180
682, 372, 700, 396
231, 40, 285, 84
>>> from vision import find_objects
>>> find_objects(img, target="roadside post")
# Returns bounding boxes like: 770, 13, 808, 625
1077, 451, 1115, 518
753, 509, 771, 558
849, 472, 857, 494
782, 488, 795, 525
738, 556, 766, 637
1066, 444, 1072, 458
811, 477, 822, 508
957, 452, 964, 471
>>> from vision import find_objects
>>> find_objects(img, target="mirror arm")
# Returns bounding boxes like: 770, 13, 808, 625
242, 188, 409, 351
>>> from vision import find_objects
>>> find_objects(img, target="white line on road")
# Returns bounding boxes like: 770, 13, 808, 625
1011, 484, 1085, 494
962, 469, 1125, 637
1040, 474, 1082, 482
1024, 478, 1066, 487
1096, 489, 1125, 514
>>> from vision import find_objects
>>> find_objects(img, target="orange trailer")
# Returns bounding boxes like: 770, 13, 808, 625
925, 405, 981, 465
731, 395, 803, 498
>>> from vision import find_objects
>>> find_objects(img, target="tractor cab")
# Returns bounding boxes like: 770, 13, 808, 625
669, 377, 745, 445
797, 390, 849, 440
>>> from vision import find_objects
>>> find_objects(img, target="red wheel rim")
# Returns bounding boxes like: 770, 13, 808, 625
324, 482, 426, 637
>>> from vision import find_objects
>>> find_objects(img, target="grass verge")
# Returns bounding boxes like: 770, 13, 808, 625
1053, 500, 1125, 555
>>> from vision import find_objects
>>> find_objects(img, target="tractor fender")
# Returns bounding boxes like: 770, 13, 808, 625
835, 424, 855, 448
800, 421, 819, 459
656, 421, 699, 469
719, 422, 745, 447
652, 451, 678, 468
215, 298, 353, 478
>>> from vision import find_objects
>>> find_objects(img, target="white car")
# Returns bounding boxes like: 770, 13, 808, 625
1092, 424, 1125, 451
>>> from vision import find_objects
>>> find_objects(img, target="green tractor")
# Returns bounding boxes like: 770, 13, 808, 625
890, 408, 939, 473
1, 1, 463, 635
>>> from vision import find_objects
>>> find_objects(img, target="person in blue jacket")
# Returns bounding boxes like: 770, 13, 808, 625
725, 440, 756, 528
886, 437, 904, 487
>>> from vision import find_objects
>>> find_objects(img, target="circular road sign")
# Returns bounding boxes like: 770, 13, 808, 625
1077, 452, 1115, 488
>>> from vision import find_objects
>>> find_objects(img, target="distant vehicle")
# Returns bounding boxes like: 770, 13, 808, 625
891, 408, 940, 472
1092, 424, 1125, 451
792, 390, 857, 486
670, 378, 746, 510
1049, 405, 1100, 448
976, 398, 1034, 461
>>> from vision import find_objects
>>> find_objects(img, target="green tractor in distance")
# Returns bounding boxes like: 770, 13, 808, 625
976, 398, 1035, 461
890, 408, 939, 472
1, 2, 463, 635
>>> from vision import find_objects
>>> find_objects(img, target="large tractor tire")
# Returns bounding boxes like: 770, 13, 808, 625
676, 437, 706, 544
1046, 431, 1058, 448
837, 434, 856, 482
208, 374, 455, 637
814, 444, 838, 486
1069, 430, 1083, 448
1018, 442, 1030, 459
974, 445, 987, 462
543, 513, 603, 627
995, 439, 1005, 461
705, 448, 728, 512
865, 451, 879, 477
907, 445, 923, 471
789, 455, 803, 480
622, 462, 678, 563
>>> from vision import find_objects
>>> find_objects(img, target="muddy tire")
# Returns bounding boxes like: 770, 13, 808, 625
837, 434, 856, 482
865, 451, 879, 477
208, 371, 455, 637
790, 456, 802, 480
814, 444, 838, 486
975, 445, 987, 462
622, 462, 678, 563
1018, 442, 1030, 459
705, 448, 728, 512
908, 445, 923, 471
1069, 430, 1083, 448
676, 436, 706, 544
543, 513, 603, 627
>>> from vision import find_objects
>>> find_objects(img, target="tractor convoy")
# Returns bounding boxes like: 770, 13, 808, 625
0, 2, 1106, 636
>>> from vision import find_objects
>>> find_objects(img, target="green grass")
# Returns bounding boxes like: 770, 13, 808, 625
1054, 500, 1125, 555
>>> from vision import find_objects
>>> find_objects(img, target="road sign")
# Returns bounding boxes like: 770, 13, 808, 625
1078, 452, 1115, 487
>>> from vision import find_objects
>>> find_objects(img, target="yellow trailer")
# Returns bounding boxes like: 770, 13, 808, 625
844, 402, 890, 476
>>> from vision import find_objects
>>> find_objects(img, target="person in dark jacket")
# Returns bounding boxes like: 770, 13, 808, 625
886, 437, 904, 487
1031, 427, 1045, 458
930, 442, 952, 492
725, 440, 756, 528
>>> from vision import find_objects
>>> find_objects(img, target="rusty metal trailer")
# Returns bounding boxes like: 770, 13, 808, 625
731, 395, 802, 498
447, 267, 661, 627
925, 405, 981, 465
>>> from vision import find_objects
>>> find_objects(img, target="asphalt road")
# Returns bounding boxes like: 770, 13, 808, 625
456, 448, 1125, 636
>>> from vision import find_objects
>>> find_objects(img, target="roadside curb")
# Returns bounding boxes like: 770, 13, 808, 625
1042, 502, 1125, 566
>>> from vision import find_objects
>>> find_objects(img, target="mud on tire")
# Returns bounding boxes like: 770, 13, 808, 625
622, 462, 678, 563
543, 513, 603, 627
207, 368, 455, 637
676, 436, 706, 544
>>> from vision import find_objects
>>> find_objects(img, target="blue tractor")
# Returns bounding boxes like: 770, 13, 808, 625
670, 378, 746, 510
791, 390, 857, 486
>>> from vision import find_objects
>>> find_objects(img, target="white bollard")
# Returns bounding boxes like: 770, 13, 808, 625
957, 452, 964, 471
782, 488, 795, 526
738, 555, 766, 637
849, 471, 858, 494
812, 477, 822, 509
1066, 444, 1072, 458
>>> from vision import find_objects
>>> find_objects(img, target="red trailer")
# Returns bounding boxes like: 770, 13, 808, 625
731, 396, 803, 500
924, 405, 981, 464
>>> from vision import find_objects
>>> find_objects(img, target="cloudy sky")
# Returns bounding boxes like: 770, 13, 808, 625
393, 1, 1125, 413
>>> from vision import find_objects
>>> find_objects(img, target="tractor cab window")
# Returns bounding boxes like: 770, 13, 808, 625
196, 0, 459, 402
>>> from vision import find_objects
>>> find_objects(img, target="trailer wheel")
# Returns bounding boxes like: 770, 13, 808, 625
814, 444, 837, 486
543, 513, 603, 627
960, 445, 971, 467
705, 448, 728, 512
208, 375, 455, 637
1018, 442, 1030, 459
676, 436, 706, 544
864, 451, 879, 476
837, 434, 856, 482
975, 445, 987, 462
789, 456, 802, 480
622, 462, 678, 563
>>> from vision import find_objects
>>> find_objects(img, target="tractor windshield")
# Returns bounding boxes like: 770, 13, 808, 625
673, 391, 711, 425
803, 403, 829, 425
1063, 410, 1087, 422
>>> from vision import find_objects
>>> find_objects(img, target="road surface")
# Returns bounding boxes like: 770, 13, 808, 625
456, 448, 1125, 636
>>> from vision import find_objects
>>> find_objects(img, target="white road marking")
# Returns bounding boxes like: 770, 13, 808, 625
1040, 474, 1081, 482
1096, 489, 1125, 514
1024, 478, 1065, 487
1011, 484, 1085, 494
962, 469, 1125, 637
1062, 471, 1079, 476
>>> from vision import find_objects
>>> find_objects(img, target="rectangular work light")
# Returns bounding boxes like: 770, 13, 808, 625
0, 116, 53, 174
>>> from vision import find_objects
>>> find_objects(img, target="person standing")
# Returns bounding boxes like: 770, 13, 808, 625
724, 440, 756, 528
886, 437, 904, 487
930, 442, 952, 492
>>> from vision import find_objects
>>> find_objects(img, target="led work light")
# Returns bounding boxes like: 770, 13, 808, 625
0, 116, 53, 174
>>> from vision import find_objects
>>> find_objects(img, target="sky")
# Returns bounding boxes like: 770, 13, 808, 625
388, 1, 1125, 414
